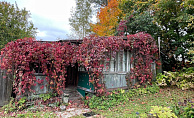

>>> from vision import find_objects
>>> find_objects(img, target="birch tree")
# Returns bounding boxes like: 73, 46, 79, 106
69, 0, 93, 39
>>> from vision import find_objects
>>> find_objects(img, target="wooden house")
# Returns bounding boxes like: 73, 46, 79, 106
0, 36, 158, 106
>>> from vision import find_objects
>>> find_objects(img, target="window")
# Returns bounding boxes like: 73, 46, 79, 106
108, 50, 131, 73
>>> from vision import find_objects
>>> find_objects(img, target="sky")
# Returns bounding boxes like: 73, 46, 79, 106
6, 0, 76, 41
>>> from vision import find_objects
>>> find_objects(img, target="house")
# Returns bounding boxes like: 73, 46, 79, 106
58, 34, 158, 97
0, 33, 159, 104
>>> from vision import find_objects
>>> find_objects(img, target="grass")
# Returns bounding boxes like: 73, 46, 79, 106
1, 87, 193, 118
0, 111, 57, 118
88, 87, 194, 118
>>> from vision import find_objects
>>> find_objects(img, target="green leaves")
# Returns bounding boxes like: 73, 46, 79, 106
0, 1, 37, 50
149, 106, 178, 118
86, 85, 160, 110
156, 67, 194, 90
153, 0, 193, 71
183, 103, 194, 118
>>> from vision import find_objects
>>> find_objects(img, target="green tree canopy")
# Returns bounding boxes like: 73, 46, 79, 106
153, 0, 194, 71
0, 1, 37, 49
117, 0, 160, 37
116, 11, 160, 39
118, 0, 193, 71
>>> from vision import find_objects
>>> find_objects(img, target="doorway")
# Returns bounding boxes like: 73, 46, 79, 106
66, 64, 78, 87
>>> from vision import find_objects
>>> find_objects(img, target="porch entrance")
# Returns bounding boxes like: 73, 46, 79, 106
66, 64, 78, 87
66, 64, 94, 97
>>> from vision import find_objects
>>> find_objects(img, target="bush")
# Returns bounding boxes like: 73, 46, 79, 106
156, 67, 194, 90
149, 106, 178, 118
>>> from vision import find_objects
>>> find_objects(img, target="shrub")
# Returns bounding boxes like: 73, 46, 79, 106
149, 106, 178, 118
156, 67, 194, 90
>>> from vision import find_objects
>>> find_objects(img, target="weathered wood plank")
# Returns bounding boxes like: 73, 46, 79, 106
0, 56, 13, 106
0, 69, 13, 106
103, 73, 127, 89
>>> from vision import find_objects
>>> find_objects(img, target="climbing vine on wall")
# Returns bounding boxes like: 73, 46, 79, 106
1, 32, 159, 96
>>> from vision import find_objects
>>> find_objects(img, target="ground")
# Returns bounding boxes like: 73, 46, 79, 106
0, 87, 193, 118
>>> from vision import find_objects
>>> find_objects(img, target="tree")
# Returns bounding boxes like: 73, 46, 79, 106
116, 11, 160, 39
69, 0, 93, 39
119, 0, 156, 15
90, 0, 108, 7
118, 0, 193, 71
153, 0, 194, 71
90, 0, 122, 36
0, 1, 37, 49
117, 0, 159, 37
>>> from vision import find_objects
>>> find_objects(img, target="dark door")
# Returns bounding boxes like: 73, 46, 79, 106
66, 64, 78, 87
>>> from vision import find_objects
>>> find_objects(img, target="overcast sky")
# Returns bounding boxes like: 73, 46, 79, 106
6, 0, 76, 41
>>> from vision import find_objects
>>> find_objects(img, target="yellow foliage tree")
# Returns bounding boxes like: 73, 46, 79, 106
90, 0, 122, 36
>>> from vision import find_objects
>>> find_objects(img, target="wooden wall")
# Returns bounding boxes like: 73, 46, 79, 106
0, 56, 13, 106
103, 73, 127, 89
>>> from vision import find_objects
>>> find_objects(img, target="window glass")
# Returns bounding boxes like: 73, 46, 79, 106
108, 50, 130, 72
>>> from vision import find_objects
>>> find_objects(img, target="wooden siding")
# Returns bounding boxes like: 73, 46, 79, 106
29, 73, 50, 95
0, 56, 13, 106
103, 73, 128, 89
103, 73, 136, 89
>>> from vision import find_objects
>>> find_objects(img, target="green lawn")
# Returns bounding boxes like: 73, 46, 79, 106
1, 87, 193, 118
84, 87, 194, 118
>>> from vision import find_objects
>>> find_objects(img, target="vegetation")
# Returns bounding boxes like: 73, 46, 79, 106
1, 85, 193, 117
1, 0, 193, 117
83, 68, 194, 117
0, 92, 61, 117
80, 0, 194, 72
84, 85, 160, 110
156, 67, 194, 90
90, 0, 122, 36
0, 1, 37, 49
69, 0, 93, 39
149, 106, 178, 118
153, 0, 193, 71
0, 92, 58, 114
1, 68, 193, 117
1, 32, 158, 96
86, 87, 194, 118
15, 111, 57, 118
1, 110, 57, 118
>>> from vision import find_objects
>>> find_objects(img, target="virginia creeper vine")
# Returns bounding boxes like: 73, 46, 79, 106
1, 32, 159, 96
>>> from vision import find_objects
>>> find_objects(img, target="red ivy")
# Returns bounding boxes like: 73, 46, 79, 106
1, 33, 159, 96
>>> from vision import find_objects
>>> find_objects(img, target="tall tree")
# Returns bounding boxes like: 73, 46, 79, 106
153, 0, 194, 71
116, 11, 160, 39
116, 0, 160, 40
90, 0, 122, 36
69, 0, 93, 39
0, 1, 37, 49
119, 0, 193, 71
